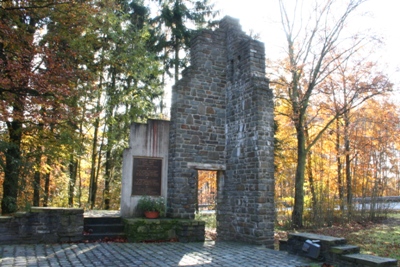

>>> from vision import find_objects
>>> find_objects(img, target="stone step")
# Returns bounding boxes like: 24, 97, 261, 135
83, 216, 127, 242
330, 244, 360, 255
342, 253, 398, 267
83, 232, 127, 242
279, 239, 288, 251
84, 223, 125, 234
84, 216, 123, 225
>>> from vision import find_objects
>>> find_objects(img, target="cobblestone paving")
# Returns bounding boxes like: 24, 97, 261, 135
0, 241, 319, 267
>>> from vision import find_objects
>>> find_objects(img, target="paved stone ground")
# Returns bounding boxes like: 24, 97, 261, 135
0, 241, 319, 267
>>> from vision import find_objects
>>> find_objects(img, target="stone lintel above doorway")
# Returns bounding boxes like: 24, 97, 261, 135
187, 162, 226, 171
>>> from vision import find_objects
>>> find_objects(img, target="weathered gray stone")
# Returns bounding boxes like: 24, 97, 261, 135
168, 16, 274, 248
0, 207, 83, 244
342, 254, 398, 267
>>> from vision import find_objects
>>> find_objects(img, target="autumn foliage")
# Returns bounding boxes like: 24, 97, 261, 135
275, 97, 400, 227
197, 171, 217, 210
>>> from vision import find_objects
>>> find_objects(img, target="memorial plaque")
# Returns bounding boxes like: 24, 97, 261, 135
132, 157, 162, 196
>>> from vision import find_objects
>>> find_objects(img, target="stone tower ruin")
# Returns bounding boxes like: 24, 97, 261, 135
168, 16, 275, 247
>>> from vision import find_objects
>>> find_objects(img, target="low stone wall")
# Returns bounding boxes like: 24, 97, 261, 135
124, 218, 205, 243
0, 207, 83, 244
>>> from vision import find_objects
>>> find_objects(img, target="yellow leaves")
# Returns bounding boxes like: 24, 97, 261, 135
198, 171, 217, 209
274, 71, 400, 217
198, 170, 216, 191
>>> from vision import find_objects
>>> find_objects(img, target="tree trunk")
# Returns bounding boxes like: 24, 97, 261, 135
305, 128, 317, 220
103, 109, 113, 210
33, 168, 41, 207
43, 158, 51, 208
78, 159, 82, 208
88, 88, 102, 209
344, 111, 352, 217
335, 118, 345, 212
2, 101, 23, 214
68, 155, 78, 207
292, 122, 307, 228
88, 119, 99, 209
95, 133, 104, 208
104, 148, 112, 210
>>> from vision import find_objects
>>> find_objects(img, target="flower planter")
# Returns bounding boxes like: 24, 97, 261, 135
137, 196, 165, 218
144, 211, 160, 219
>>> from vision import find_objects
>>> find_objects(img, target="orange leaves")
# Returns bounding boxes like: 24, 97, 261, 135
198, 171, 217, 210
0, 0, 95, 126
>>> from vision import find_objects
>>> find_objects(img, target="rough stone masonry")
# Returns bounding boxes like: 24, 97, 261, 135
168, 16, 275, 247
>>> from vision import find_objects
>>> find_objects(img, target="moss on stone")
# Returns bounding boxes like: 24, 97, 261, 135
123, 218, 205, 243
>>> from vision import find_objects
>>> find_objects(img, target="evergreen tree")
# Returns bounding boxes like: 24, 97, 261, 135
151, 0, 218, 82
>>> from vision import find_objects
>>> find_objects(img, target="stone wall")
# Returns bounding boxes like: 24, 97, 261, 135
220, 18, 274, 247
0, 207, 83, 244
168, 25, 227, 220
168, 16, 275, 247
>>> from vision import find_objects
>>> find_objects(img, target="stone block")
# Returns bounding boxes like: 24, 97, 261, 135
330, 244, 361, 255
342, 254, 398, 267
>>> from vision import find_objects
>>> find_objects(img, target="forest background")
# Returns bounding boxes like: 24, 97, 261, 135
1, 0, 399, 228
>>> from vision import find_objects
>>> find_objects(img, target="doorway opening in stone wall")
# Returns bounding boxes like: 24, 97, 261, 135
196, 170, 217, 241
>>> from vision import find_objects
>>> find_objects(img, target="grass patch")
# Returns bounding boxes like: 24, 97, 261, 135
348, 226, 400, 258
195, 212, 216, 229
195, 213, 217, 240
345, 213, 400, 264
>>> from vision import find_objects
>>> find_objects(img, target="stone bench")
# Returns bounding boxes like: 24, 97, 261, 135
285, 232, 347, 260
